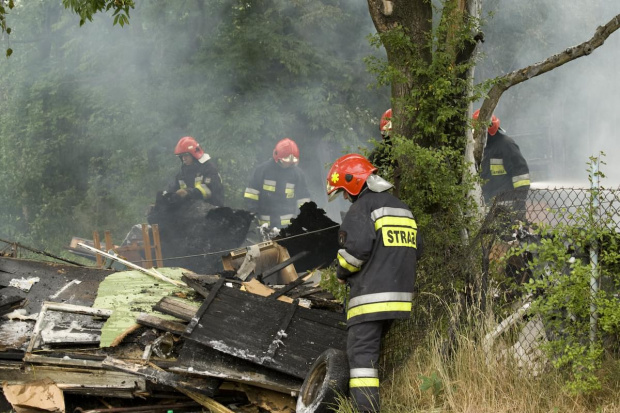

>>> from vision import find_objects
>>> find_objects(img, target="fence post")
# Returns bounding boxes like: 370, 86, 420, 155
589, 158, 600, 345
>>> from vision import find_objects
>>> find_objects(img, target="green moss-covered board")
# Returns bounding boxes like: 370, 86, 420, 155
93, 267, 192, 347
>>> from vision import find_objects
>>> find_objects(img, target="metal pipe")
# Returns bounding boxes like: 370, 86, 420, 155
589, 158, 600, 344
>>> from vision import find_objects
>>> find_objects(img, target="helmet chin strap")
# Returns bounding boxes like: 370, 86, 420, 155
367, 174, 393, 192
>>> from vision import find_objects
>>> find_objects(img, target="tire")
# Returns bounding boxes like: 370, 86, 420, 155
296, 348, 349, 413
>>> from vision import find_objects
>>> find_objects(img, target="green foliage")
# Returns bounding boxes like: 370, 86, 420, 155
419, 370, 444, 400
510, 155, 620, 394
319, 266, 348, 304
62, 0, 134, 26
0, 0, 384, 256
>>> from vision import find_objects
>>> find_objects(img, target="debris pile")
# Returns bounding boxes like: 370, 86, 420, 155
147, 196, 254, 274
0, 203, 346, 412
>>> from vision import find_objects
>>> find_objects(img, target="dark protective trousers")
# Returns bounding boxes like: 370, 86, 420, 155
347, 320, 393, 413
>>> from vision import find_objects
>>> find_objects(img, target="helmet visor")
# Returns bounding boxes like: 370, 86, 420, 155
278, 154, 299, 168
380, 120, 392, 137
326, 184, 342, 202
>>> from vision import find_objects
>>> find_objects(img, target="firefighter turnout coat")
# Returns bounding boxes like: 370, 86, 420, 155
168, 156, 225, 206
480, 130, 530, 204
243, 159, 311, 228
336, 188, 420, 327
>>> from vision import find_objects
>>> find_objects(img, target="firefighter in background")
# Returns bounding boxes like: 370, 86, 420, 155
368, 108, 393, 172
243, 138, 311, 229
369, 108, 402, 195
326, 154, 421, 413
165, 136, 225, 206
474, 109, 530, 216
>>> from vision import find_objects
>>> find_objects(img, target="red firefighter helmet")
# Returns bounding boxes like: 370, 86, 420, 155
273, 138, 300, 165
326, 154, 377, 200
472, 109, 500, 136
380, 108, 392, 137
174, 136, 205, 160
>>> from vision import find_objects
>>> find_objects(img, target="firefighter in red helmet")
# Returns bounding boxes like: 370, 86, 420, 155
369, 108, 393, 173
473, 109, 530, 216
326, 154, 421, 413
165, 136, 224, 206
243, 138, 311, 229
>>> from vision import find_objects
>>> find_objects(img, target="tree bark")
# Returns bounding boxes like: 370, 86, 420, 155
366, 0, 432, 140
473, 14, 620, 168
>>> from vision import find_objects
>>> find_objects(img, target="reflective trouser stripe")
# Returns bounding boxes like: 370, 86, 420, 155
280, 214, 294, 226
349, 292, 413, 308
258, 215, 270, 226
350, 377, 380, 388
347, 301, 411, 320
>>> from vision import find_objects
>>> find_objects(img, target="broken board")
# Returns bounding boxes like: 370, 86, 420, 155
174, 340, 302, 395
184, 283, 347, 379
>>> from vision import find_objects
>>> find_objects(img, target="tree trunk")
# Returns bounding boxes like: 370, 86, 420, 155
366, 0, 432, 140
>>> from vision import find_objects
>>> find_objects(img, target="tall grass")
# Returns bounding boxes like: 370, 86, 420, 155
376, 317, 620, 413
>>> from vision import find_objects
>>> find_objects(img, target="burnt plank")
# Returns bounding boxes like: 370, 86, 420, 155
0, 257, 111, 314
295, 305, 348, 327
153, 296, 198, 321
187, 285, 347, 378
0, 360, 147, 397
137, 313, 186, 335
266, 299, 299, 358
0, 286, 25, 315
102, 356, 220, 396
269, 277, 307, 300
181, 274, 212, 298
257, 251, 309, 283
192, 289, 287, 344
175, 340, 302, 394
184, 277, 225, 335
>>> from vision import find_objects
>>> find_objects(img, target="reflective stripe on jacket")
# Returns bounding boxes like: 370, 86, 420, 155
244, 159, 311, 228
336, 189, 420, 326
480, 130, 530, 203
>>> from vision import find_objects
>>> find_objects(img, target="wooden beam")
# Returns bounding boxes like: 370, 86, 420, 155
92, 231, 103, 267
141, 224, 153, 269
104, 230, 113, 253
152, 224, 164, 268
102, 357, 221, 397
257, 251, 309, 282
153, 297, 198, 322
77, 243, 186, 287
137, 313, 186, 335
184, 278, 225, 336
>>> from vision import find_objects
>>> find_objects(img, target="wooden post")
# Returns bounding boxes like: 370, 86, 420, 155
92, 231, 103, 267
141, 224, 153, 269
152, 224, 164, 268
104, 230, 113, 253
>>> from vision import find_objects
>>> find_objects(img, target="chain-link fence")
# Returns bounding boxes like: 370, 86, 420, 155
380, 186, 620, 381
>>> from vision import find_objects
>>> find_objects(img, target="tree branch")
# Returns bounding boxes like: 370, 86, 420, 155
473, 13, 620, 167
